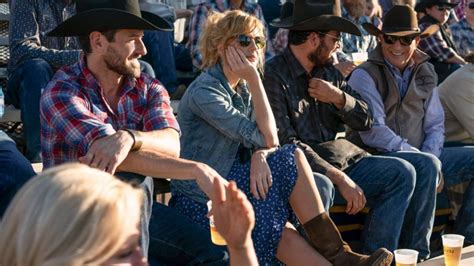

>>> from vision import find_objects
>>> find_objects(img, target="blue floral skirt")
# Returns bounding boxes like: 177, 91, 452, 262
169, 144, 299, 265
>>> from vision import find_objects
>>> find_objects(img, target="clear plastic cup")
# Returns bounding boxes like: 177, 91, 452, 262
442, 234, 465, 266
207, 201, 227, 245
351, 52, 368, 66
394, 249, 418, 266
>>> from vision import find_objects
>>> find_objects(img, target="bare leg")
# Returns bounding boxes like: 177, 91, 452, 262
276, 223, 331, 266
286, 149, 393, 266
289, 149, 325, 223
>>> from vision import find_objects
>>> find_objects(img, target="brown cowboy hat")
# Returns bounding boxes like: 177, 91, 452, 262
363, 5, 439, 38
48, 0, 172, 37
270, 0, 361, 36
415, 0, 459, 13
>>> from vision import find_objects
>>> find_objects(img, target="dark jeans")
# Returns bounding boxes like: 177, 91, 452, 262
148, 203, 229, 266
142, 30, 192, 94
0, 130, 35, 217
115, 172, 154, 257
116, 173, 229, 265
7, 58, 54, 162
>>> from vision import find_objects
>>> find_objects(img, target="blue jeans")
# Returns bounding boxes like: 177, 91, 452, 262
7, 58, 53, 162
335, 156, 417, 256
384, 152, 440, 259
314, 172, 335, 212
148, 203, 229, 266
0, 131, 35, 217
439, 146, 474, 243
115, 172, 154, 257
142, 30, 192, 94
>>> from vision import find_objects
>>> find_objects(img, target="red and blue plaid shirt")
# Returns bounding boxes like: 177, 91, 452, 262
40, 58, 180, 168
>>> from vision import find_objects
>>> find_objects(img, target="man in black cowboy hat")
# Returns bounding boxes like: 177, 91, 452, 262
348, 4, 474, 254
264, 0, 414, 260
40, 0, 232, 264
416, 0, 467, 83
6, 0, 156, 163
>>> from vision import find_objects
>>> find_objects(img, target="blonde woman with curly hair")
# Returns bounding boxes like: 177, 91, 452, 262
172, 9, 392, 266
0, 163, 146, 266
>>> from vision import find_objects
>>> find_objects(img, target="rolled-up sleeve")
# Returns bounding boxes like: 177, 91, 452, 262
144, 79, 180, 133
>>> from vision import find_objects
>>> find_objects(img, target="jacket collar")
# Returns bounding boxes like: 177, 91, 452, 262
206, 63, 241, 97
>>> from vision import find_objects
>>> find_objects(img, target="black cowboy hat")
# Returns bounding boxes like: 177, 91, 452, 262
48, 0, 172, 37
271, 1, 295, 25
415, 0, 459, 13
270, 0, 361, 36
363, 5, 438, 38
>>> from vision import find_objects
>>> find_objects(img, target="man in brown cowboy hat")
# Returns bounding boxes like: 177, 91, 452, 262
416, 0, 467, 83
40, 0, 234, 264
348, 4, 474, 254
264, 0, 414, 262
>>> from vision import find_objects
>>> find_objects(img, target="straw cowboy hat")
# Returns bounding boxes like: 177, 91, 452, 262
48, 0, 172, 37
415, 0, 459, 13
363, 5, 438, 37
270, 0, 361, 36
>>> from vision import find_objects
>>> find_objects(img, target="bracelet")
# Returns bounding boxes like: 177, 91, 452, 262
122, 129, 143, 152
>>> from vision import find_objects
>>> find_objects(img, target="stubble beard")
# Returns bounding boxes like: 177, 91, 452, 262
308, 43, 333, 68
104, 46, 141, 78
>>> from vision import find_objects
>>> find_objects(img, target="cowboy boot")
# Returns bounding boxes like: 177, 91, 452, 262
302, 212, 393, 266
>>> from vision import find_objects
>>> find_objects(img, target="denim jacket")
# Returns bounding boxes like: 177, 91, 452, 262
171, 63, 266, 203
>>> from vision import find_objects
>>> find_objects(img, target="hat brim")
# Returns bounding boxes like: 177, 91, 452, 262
363, 22, 439, 39
272, 15, 361, 36
48, 9, 172, 37
415, 2, 458, 12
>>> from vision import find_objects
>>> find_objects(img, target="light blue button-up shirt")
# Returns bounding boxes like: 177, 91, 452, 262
348, 60, 445, 157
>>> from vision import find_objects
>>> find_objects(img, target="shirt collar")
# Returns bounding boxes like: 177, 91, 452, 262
283, 47, 308, 79
383, 58, 415, 77
78, 57, 136, 96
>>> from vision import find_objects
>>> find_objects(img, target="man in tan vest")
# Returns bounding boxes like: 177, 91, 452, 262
348, 5, 474, 248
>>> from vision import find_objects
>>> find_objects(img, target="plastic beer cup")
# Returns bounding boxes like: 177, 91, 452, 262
394, 249, 418, 266
351, 52, 368, 66
207, 201, 227, 245
442, 234, 464, 266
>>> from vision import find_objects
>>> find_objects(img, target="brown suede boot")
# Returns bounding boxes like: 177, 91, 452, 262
302, 213, 393, 266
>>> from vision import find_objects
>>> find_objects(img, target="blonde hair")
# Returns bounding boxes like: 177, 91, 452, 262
199, 10, 266, 70
0, 163, 144, 266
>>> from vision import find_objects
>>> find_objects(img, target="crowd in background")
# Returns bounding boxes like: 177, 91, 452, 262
0, 0, 473, 265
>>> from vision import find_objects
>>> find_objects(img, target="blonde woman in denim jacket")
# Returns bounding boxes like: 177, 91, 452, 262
170, 9, 392, 266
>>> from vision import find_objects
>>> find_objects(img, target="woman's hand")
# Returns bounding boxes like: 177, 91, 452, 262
225, 46, 259, 82
212, 179, 255, 249
249, 149, 275, 200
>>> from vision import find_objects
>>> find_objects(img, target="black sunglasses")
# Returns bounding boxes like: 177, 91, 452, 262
436, 5, 452, 12
237, 35, 266, 49
317, 32, 342, 44
469, 2, 474, 9
383, 34, 416, 46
